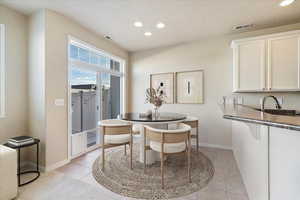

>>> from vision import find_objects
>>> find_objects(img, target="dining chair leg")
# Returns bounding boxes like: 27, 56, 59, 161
102, 130, 105, 171
130, 135, 133, 170
144, 148, 146, 173
161, 152, 164, 189
186, 144, 188, 163
102, 147, 105, 170
144, 129, 146, 173
196, 126, 199, 152
124, 144, 127, 156
188, 136, 191, 183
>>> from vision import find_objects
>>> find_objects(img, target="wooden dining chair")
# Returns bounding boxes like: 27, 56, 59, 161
143, 123, 192, 189
98, 119, 133, 170
183, 117, 199, 152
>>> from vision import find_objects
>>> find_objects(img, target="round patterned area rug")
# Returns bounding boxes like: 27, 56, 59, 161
92, 145, 214, 200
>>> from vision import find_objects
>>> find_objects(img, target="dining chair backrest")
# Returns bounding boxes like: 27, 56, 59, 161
144, 123, 191, 143
98, 119, 132, 135
184, 117, 198, 128
98, 119, 134, 170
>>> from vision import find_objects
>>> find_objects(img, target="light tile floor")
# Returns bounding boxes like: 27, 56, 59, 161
16, 147, 249, 200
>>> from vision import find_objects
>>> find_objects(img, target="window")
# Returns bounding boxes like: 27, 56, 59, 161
0, 24, 5, 118
70, 44, 78, 59
68, 36, 125, 116
70, 68, 97, 85
68, 40, 123, 73
110, 60, 120, 72
78, 47, 89, 62
90, 53, 98, 65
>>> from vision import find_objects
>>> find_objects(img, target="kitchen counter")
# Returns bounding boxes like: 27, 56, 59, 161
221, 104, 300, 131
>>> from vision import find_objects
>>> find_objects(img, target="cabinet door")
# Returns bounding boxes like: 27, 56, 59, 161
269, 127, 300, 200
232, 121, 269, 200
268, 35, 300, 90
233, 40, 266, 92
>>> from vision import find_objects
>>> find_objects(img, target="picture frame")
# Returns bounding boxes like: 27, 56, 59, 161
150, 72, 175, 104
175, 70, 204, 104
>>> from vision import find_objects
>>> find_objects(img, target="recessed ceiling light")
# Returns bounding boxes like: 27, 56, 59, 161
156, 22, 165, 29
134, 21, 143, 27
144, 32, 152, 36
279, 0, 295, 7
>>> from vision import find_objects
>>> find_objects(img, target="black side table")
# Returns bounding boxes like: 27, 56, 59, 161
4, 139, 40, 186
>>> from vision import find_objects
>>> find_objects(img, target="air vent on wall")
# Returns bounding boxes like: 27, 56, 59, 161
104, 35, 112, 40
233, 24, 254, 31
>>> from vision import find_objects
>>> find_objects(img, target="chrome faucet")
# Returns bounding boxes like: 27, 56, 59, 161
260, 95, 282, 111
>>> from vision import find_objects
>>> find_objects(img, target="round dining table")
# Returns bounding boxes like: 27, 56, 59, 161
120, 112, 186, 164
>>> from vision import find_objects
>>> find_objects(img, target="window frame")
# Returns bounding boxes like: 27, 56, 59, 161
68, 36, 126, 115
67, 35, 127, 159
0, 24, 6, 118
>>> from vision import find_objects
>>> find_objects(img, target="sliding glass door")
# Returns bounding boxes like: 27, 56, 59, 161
70, 67, 100, 155
68, 37, 125, 158
101, 73, 121, 120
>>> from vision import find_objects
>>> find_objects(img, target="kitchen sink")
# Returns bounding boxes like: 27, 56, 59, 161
254, 108, 300, 116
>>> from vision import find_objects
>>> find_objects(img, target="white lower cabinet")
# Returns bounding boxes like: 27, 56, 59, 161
233, 121, 300, 200
269, 127, 300, 200
232, 121, 269, 200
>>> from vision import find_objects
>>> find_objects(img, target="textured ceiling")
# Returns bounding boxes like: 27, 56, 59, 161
1, 0, 300, 52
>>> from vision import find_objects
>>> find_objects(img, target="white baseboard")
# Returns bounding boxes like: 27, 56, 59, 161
199, 142, 232, 150
45, 159, 70, 172
21, 159, 70, 172
71, 144, 101, 160
189, 139, 232, 150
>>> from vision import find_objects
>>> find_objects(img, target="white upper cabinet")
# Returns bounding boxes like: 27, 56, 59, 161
268, 35, 300, 90
232, 30, 300, 92
233, 40, 266, 91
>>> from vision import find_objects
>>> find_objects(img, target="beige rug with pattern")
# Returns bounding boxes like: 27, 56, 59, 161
92, 145, 214, 200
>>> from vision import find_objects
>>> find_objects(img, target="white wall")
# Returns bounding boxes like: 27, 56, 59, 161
28, 10, 46, 165
130, 38, 233, 149
129, 22, 300, 149
1, 6, 129, 169
27, 9, 129, 169
0, 5, 28, 143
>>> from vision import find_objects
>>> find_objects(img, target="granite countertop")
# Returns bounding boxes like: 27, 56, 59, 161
220, 104, 300, 131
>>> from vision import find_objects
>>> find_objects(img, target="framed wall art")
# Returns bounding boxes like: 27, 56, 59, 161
150, 73, 175, 104
176, 70, 204, 104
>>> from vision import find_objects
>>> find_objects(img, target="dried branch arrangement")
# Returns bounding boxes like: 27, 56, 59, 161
145, 84, 166, 108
